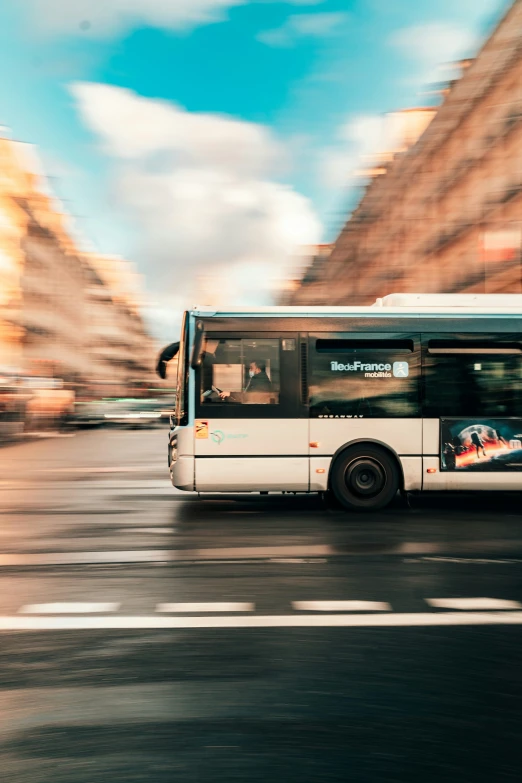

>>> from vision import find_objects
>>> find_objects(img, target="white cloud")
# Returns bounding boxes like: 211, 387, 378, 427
27, 0, 245, 37
26, 0, 328, 38
319, 114, 400, 190
389, 22, 478, 83
258, 11, 348, 47
71, 82, 286, 176
71, 83, 321, 325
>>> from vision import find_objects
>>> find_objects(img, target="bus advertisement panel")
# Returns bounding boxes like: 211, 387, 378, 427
441, 419, 522, 472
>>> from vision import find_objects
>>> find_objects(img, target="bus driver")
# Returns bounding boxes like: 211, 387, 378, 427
219, 360, 272, 400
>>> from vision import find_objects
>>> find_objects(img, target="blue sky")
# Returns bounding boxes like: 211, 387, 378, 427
0, 0, 511, 334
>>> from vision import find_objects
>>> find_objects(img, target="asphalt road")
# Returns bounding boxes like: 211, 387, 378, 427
1, 428, 522, 782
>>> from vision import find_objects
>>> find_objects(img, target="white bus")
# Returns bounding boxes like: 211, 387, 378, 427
156, 294, 522, 511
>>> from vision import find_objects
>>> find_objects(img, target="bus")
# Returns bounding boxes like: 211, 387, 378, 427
156, 294, 522, 511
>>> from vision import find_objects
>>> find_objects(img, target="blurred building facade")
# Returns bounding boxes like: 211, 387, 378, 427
84, 253, 156, 398
284, 0, 522, 305
0, 135, 155, 396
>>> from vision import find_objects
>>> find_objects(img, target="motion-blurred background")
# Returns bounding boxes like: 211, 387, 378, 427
0, 0, 520, 435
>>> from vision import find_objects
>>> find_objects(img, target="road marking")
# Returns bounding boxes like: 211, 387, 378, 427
18, 602, 121, 614
122, 528, 173, 535
292, 600, 391, 612
416, 557, 522, 564
38, 466, 166, 474
425, 597, 522, 611
3, 541, 522, 567
0, 546, 335, 567
156, 602, 254, 613
3, 612, 522, 630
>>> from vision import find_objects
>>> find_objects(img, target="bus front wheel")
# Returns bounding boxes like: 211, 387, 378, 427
330, 445, 400, 512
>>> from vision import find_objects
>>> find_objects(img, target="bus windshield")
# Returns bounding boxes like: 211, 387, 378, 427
174, 311, 189, 426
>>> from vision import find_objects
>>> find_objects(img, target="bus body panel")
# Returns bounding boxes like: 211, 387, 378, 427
193, 418, 309, 492
169, 424, 195, 490
171, 455, 195, 491
195, 457, 309, 492
400, 457, 423, 491
309, 457, 330, 491
422, 419, 440, 455
175, 423, 195, 455
423, 457, 522, 491
194, 419, 308, 456
309, 419, 422, 457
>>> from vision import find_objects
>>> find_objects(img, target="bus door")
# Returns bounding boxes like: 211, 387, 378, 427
423, 335, 522, 491
193, 333, 309, 492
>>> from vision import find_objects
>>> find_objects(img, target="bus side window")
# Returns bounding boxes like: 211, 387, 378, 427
201, 338, 280, 405
308, 337, 420, 418
423, 339, 522, 417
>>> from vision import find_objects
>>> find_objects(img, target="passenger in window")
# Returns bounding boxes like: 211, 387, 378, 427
219, 360, 272, 399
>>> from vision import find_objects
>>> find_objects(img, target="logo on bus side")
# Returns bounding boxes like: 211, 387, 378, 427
392, 362, 409, 378
329, 360, 409, 378
210, 430, 248, 445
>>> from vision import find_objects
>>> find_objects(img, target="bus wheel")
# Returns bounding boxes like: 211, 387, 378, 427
330, 445, 400, 511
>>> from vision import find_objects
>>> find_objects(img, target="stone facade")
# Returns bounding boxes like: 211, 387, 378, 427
0, 136, 155, 394
284, 0, 522, 305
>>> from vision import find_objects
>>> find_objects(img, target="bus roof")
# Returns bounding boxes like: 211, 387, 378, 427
191, 294, 522, 318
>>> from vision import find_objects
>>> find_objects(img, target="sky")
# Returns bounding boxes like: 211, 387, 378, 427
0, 0, 511, 337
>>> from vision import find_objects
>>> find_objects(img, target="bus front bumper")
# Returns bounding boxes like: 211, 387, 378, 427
170, 455, 194, 491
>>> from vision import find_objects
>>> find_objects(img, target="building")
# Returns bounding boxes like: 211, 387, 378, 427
284, 0, 522, 305
84, 253, 156, 397
0, 134, 155, 395
280, 244, 334, 305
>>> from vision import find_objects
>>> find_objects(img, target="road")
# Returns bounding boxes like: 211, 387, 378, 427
0, 428, 521, 781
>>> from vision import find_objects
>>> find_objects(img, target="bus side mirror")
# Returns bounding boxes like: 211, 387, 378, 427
190, 321, 205, 370
156, 341, 180, 379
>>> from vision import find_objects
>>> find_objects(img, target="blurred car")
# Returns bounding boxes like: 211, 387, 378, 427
101, 398, 171, 428
0, 382, 27, 439
74, 401, 109, 428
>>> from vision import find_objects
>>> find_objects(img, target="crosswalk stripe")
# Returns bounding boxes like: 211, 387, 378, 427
292, 600, 391, 612
156, 602, 254, 613
425, 597, 522, 611
18, 602, 121, 614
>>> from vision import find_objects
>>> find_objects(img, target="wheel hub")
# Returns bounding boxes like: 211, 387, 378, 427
345, 457, 385, 498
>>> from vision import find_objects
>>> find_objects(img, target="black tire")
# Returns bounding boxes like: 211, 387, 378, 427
330, 444, 400, 511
